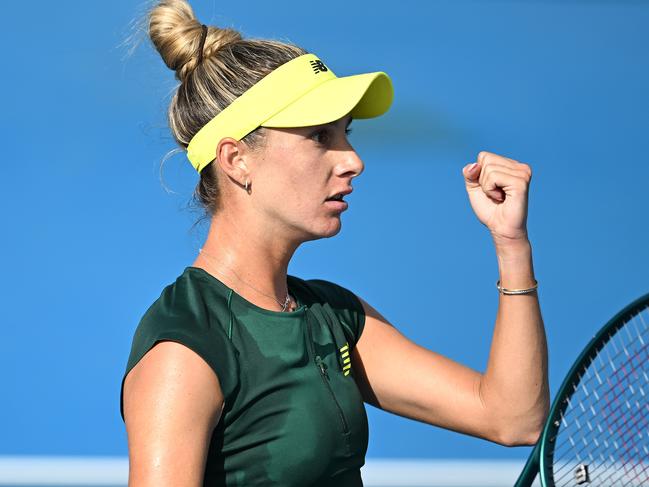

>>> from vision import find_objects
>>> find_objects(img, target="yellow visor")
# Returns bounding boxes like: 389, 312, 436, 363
186, 53, 393, 172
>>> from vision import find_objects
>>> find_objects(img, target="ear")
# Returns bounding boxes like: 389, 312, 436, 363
214, 137, 250, 186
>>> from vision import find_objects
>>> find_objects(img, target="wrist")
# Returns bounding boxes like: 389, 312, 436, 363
493, 239, 535, 289
492, 235, 532, 258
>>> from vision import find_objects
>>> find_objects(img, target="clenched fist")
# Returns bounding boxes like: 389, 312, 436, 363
463, 151, 532, 246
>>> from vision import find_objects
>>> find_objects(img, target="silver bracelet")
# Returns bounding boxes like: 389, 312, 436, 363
496, 279, 538, 295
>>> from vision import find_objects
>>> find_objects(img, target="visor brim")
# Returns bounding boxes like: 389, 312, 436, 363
261, 71, 393, 128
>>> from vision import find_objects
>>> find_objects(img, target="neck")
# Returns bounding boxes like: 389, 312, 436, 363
192, 208, 301, 311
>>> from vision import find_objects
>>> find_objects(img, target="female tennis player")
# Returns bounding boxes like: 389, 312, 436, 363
120, 1, 550, 485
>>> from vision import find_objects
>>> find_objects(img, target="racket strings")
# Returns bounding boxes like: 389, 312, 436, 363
553, 392, 649, 484
551, 378, 645, 484
550, 304, 649, 486
553, 310, 649, 485
552, 338, 647, 458
597, 317, 649, 486
553, 392, 649, 486
553, 346, 649, 459
553, 332, 649, 485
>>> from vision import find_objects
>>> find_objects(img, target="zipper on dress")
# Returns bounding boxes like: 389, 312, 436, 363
306, 311, 350, 434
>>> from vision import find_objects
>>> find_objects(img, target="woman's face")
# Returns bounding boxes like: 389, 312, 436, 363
247, 113, 364, 242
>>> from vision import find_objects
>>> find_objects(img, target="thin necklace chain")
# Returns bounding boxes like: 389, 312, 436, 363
198, 248, 296, 312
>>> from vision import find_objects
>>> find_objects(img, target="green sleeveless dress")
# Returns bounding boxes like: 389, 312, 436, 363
120, 266, 368, 486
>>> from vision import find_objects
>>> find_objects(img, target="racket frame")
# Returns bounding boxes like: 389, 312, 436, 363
514, 290, 649, 487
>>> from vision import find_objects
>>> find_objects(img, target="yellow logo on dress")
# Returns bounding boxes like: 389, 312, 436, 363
340, 343, 351, 376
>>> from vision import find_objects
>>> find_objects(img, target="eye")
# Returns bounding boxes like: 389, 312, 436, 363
309, 125, 352, 146
310, 128, 331, 145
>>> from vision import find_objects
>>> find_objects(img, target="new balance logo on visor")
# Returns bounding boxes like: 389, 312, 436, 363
310, 59, 328, 74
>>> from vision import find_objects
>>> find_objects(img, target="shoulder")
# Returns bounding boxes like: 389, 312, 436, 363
121, 268, 240, 420
290, 274, 366, 346
136, 267, 229, 336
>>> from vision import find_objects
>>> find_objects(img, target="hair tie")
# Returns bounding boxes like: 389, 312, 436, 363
197, 24, 208, 65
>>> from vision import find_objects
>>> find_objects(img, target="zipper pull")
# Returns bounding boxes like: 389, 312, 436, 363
315, 355, 329, 379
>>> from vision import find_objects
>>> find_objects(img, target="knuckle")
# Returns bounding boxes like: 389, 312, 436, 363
519, 163, 532, 180
483, 170, 496, 187
486, 167, 500, 182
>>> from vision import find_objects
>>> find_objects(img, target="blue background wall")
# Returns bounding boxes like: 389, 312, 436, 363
2, 0, 648, 460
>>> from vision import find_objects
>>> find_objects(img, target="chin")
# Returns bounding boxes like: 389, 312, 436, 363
322, 219, 343, 238
323, 227, 342, 239
303, 218, 343, 241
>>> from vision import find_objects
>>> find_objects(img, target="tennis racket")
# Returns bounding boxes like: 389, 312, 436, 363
514, 290, 649, 487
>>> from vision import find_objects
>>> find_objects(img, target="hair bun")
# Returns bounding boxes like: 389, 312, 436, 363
148, 0, 241, 82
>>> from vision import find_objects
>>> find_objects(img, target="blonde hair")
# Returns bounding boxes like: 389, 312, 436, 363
147, 0, 307, 216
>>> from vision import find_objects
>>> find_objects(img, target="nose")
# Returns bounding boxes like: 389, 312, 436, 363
337, 146, 365, 179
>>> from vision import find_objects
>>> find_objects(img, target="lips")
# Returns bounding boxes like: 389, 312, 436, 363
324, 199, 349, 212
325, 188, 353, 202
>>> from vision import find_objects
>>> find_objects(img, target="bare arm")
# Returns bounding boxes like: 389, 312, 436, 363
351, 151, 550, 446
122, 341, 225, 486
481, 239, 550, 444
352, 242, 549, 447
